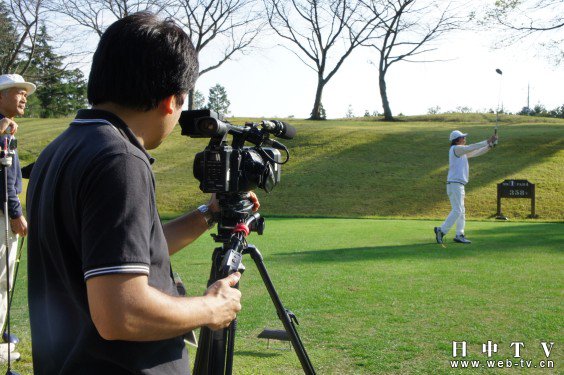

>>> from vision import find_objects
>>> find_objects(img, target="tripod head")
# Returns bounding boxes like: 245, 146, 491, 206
211, 192, 265, 275
212, 192, 264, 243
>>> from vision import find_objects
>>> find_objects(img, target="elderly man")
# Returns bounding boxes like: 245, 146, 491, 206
0, 73, 35, 362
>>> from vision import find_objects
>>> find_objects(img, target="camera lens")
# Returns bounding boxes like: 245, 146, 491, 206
198, 118, 219, 135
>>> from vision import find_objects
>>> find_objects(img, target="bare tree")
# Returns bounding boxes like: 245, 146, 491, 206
0, 0, 46, 74
48, 0, 170, 37
45, 0, 172, 69
486, 0, 563, 65
489, 0, 563, 33
48, 0, 263, 110
361, 0, 467, 121
265, 0, 381, 120
169, 0, 264, 109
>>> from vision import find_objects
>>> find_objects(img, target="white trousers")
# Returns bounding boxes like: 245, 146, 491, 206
440, 183, 466, 236
0, 215, 18, 335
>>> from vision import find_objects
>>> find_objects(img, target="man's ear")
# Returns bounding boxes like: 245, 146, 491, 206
159, 95, 175, 115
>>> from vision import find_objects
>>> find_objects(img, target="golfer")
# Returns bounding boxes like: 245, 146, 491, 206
434, 130, 498, 244
0, 74, 35, 362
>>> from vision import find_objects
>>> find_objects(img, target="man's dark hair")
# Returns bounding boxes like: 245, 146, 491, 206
88, 12, 198, 111
451, 137, 462, 146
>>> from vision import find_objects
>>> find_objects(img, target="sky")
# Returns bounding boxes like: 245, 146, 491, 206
56, 2, 563, 120
195, 27, 563, 119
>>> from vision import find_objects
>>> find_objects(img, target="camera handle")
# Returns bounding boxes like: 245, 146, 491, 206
193, 237, 316, 374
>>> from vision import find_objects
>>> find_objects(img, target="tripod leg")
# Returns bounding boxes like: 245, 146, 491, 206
193, 246, 234, 375
244, 245, 316, 375
194, 326, 230, 375
225, 318, 237, 374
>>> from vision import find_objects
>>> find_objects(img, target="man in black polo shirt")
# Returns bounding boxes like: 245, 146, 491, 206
27, 13, 248, 374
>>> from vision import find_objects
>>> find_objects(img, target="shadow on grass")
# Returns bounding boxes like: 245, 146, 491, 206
235, 350, 280, 358
269, 123, 564, 218
17, 118, 564, 220
271, 222, 563, 264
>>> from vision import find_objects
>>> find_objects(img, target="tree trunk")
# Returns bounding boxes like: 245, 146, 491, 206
309, 78, 326, 120
379, 71, 393, 121
188, 88, 195, 110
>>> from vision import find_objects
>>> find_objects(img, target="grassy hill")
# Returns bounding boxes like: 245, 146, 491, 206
16, 113, 564, 221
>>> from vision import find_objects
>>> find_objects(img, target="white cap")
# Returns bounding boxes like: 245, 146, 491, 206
449, 130, 467, 141
0, 74, 36, 95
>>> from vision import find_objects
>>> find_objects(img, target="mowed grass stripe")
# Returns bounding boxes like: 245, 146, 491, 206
15, 115, 564, 220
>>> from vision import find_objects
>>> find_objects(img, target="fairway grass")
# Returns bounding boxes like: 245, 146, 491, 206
10, 218, 563, 374
10, 115, 563, 372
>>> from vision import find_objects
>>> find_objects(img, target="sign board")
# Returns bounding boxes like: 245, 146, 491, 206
496, 179, 537, 219
499, 179, 533, 198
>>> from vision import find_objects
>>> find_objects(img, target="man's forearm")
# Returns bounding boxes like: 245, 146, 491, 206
87, 274, 216, 341
163, 209, 209, 255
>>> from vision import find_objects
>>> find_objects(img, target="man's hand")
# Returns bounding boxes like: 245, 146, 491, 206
203, 272, 242, 330
488, 134, 498, 146
248, 191, 260, 212
0, 118, 17, 135
208, 193, 220, 213
10, 215, 27, 237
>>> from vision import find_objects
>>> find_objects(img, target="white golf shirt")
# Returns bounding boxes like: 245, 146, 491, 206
447, 140, 491, 184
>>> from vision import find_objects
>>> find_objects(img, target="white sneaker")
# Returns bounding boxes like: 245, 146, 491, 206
434, 227, 445, 244
8, 351, 20, 362
0, 343, 19, 363
454, 234, 471, 244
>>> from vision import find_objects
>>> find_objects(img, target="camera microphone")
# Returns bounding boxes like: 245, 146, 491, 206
261, 120, 296, 140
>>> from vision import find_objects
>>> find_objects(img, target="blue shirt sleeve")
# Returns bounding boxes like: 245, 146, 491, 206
0, 135, 23, 219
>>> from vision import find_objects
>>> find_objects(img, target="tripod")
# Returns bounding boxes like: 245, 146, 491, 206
192, 194, 316, 375
1, 142, 18, 375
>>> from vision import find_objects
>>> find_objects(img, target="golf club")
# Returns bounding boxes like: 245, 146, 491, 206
1, 139, 19, 375
494, 68, 503, 146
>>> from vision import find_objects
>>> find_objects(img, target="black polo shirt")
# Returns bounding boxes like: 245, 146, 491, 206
26, 109, 189, 374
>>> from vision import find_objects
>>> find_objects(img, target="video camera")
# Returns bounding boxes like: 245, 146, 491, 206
178, 110, 295, 194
